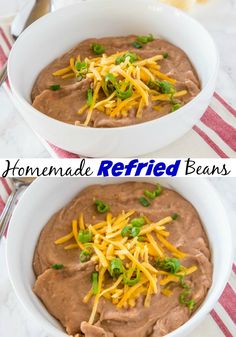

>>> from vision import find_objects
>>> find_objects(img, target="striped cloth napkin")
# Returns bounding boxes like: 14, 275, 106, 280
0, 177, 235, 337
0, 20, 236, 158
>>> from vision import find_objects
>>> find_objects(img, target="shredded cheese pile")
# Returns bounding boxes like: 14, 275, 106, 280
52, 51, 187, 126
54, 210, 197, 325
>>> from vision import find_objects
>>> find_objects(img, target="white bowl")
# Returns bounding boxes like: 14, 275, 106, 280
8, 0, 219, 157
6, 177, 233, 337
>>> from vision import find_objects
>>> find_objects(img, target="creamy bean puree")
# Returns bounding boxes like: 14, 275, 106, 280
33, 182, 212, 337
31, 35, 200, 127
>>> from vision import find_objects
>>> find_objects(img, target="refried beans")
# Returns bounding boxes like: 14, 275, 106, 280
31, 35, 200, 127
33, 182, 212, 337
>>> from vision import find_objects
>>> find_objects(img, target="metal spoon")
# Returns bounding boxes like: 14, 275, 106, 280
0, 0, 51, 86
0, 178, 35, 239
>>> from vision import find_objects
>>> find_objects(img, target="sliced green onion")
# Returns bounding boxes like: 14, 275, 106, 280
95, 199, 110, 213
131, 226, 141, 238
144, 190, 156, 200
154, 184, 162, 196
75, 61, 88, 80
171, 103, 182, 112
121, 221, 141, 238
171, 213, 179, 220
115, 52, 138, 65
92, 272, 99, 294
49, 84, 61, 91
91, 43, 105, 55
179, 289, 190, 304
116, 83, 133, 100
121, 225, 132, 237
80, 249, 91, 263
155, 258, 180, 274
132, 41, 143, 49
130, 217, 145, 227
123, 269, 141, 286
51, 263, 64, 269
109, 258, 124, 278
84, 243, 94, 253
163, 52, 169, 59
75, 61, 88, 72
179, 289, 196, 311
115, 56, 125, 65
158, 80, 176, 94
187, 299, 196, 311
178, 275, 190, 289
105, 73, 117, 85
87, 88, 93, 107
139, 197, 150, 207
144, 184, 162, 201
103, 73, 117, 95
78, 229, 93, 243
136, 34, 154, 44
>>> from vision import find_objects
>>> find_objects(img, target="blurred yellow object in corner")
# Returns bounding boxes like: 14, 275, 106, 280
160, 0, 208, 11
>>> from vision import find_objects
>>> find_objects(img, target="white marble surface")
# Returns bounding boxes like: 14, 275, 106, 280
0, 0, 236, 157
0, 178, 235, 337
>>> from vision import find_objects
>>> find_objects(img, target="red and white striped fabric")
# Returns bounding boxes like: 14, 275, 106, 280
0, 21, 235, 158
0, 177, 235, 336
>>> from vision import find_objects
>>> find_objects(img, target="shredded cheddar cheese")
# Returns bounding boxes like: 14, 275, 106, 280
52, 49, 188, 126
54, 232, 74, 244
54, 209, 197, 324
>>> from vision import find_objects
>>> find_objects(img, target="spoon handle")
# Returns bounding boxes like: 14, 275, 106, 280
0, 188, 19, 239
0, 62, 8, 87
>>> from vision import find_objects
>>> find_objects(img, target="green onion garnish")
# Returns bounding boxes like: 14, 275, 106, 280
116, 83, 133, 100
78, 229, 93, 243
148, 80, 176, 95
109, 258, 124, 278
121, 225, 132, 237
163, 52, 169, 59
179, 289, 190, 304
75, 61, 88, 76
95, 199, 110, 213
130, 217, 145, 227
105, 73, 117, 84
144, 184, 162, 200
155, 258, 180, 274
136, 34, 154, 44
187, 299, 196, 311
178, 275, 190, 289
132, 41, 143, 49
49, 84, 61, 91
171, 103, 182, 112
103, 73, 117, 95
92, 272, 99, 294
179, 289, 196, 311
139, 197, 150, 207
91, 43, 105, 55
171, 213, 179, 220
144, 190, 156, 200
87, 88, 93, 107
121, 220, 142, 238
115, 52, 138, 65
123, 269, 141, 286
80, 249, 92, 263
154, 184, 162, 196
130, 226, 141, 237
51, 263, 64, 269
158, 80, 176, 94
75, 61, 87, 71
